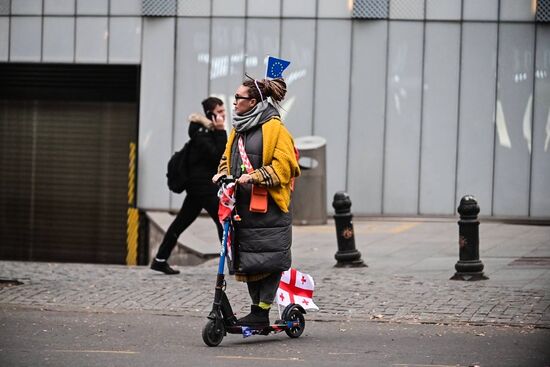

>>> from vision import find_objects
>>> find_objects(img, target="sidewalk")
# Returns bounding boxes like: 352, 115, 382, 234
1, 217, 549, 328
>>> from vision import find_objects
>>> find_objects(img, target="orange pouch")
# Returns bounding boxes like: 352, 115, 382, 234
249, 185, 268, 213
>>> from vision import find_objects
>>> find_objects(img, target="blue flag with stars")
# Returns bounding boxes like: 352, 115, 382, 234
266, 56, 290, 78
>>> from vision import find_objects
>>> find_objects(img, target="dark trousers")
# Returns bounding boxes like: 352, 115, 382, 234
155, 192, 223, 261
247, 272, 283, 305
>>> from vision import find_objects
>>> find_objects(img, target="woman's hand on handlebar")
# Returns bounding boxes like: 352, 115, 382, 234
212, 173, 224, 184
237, 174, 253, 185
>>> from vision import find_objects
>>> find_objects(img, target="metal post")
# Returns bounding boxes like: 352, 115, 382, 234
333, 192, 366, 268
450, 195, 488, 281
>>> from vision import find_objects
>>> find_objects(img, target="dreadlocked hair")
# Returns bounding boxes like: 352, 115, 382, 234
243, 74, 287, 107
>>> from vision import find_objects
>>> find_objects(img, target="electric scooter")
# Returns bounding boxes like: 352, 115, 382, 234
202, 176, 306, 347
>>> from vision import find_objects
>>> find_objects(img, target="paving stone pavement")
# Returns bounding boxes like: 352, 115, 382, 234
1, 218, 549, 328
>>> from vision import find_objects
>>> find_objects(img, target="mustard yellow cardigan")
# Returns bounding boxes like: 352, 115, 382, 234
217, 117, 300, 213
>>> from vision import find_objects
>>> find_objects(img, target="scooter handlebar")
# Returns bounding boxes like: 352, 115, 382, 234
215, 175, 237, 186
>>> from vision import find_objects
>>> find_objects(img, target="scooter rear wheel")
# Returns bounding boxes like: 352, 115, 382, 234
202, 319, 224, 347
284, 308, 305, 338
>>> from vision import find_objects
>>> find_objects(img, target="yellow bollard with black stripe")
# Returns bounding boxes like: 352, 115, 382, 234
126, 142, 138, 266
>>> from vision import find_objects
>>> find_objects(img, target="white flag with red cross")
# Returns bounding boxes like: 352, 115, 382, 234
276, 268, 319, 311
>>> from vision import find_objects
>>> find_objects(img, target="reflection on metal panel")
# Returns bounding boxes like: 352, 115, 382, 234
384, 21, 423, 214
530, 25, 550, 216
456, 23, 498, 216
493, 24, 535, 216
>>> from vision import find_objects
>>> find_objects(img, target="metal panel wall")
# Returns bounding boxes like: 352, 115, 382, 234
111, 0, 142, 15
138, 18, 175, 209
10, 17, 41, 61
247, 0, 281, 17
493, 24, 535, 216
209, 18, 245, 121
500, 0, 536, 21
280, 19, 316, 138
282, 0, 316, 18
43, 17, 74, 62
419, 22, 460, 215
456, 23, 498, 216
348, 20, 388, 214
463, 0, 499, 21
44, 0, 75, 15
426, 0, 462, 20
77, 0, 109, 15
389, 0, 425, 20
212, 0, 245, 17
11, 0, 42, 14
75, 17, 108, 63
109, 17, 142, 64
171, 17, 210, 210
383, 21, 423, 214
318, 0, 352, 18
245, 18, 280, 80
531, 25, 550, 217
177, 0, 210, 16
313, 20, 351, 200
0, 17, 9, 61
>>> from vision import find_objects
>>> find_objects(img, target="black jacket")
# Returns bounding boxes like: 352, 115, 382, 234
186, 122, 227, 196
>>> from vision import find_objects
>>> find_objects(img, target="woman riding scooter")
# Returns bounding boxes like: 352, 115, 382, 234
213, 75, 300, 328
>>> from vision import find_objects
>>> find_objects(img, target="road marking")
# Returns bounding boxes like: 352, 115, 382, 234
216, 355, 302, 361
389, 222, 419, 234
393, 364, 464, 367
50, 350, 138, 354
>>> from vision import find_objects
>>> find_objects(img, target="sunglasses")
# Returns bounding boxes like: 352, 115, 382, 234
234, 94, 253, 101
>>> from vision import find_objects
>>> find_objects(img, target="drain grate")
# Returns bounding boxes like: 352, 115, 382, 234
508, 257, 550, 267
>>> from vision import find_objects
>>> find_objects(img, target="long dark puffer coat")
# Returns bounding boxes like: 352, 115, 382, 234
229, 125, 292, 274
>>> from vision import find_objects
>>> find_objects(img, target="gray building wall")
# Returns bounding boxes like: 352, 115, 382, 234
1, 0, 549, 219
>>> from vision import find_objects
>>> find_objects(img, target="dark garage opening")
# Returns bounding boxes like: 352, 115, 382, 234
0, 63, 140, 264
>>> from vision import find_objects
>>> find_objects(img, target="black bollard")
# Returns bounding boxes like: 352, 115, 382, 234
450, 195, 488, 281
333, 192, 366, 268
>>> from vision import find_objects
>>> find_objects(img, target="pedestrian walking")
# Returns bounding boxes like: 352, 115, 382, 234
212, 76, 300, 327
151, 97, 228, 275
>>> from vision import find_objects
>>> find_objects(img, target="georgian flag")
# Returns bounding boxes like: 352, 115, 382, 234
276, 268, 319, 311
218, 182, 236, 260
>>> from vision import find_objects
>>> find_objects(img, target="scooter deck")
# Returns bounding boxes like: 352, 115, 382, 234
226, 320, 301, 336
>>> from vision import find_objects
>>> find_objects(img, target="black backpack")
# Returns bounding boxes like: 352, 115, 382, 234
166, 141, 191, 194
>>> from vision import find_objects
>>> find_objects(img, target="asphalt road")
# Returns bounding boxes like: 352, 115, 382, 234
1, 306, 549, 367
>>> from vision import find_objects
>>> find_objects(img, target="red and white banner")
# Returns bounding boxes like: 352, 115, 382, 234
217, 182, 236, 260
276, 268, 319, 311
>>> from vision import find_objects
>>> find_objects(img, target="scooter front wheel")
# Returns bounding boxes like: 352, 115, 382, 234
284, 308, 305, 338
202, 319, 225, 347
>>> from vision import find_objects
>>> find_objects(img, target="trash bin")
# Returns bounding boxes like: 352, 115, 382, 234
292, 136, 327, 225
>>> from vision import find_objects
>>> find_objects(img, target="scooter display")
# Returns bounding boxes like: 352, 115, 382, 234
202, 176, 306, 347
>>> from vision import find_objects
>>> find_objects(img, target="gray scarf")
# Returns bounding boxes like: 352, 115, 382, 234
232, 100, 273, 133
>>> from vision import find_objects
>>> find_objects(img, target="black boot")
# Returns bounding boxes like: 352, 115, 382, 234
236, 305, 270, 328
150, 259, 180, 275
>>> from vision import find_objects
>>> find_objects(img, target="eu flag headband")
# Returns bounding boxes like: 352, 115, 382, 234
266, 56, 290, 79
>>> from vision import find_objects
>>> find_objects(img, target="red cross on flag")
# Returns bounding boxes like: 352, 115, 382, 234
276, 268, 319, 311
